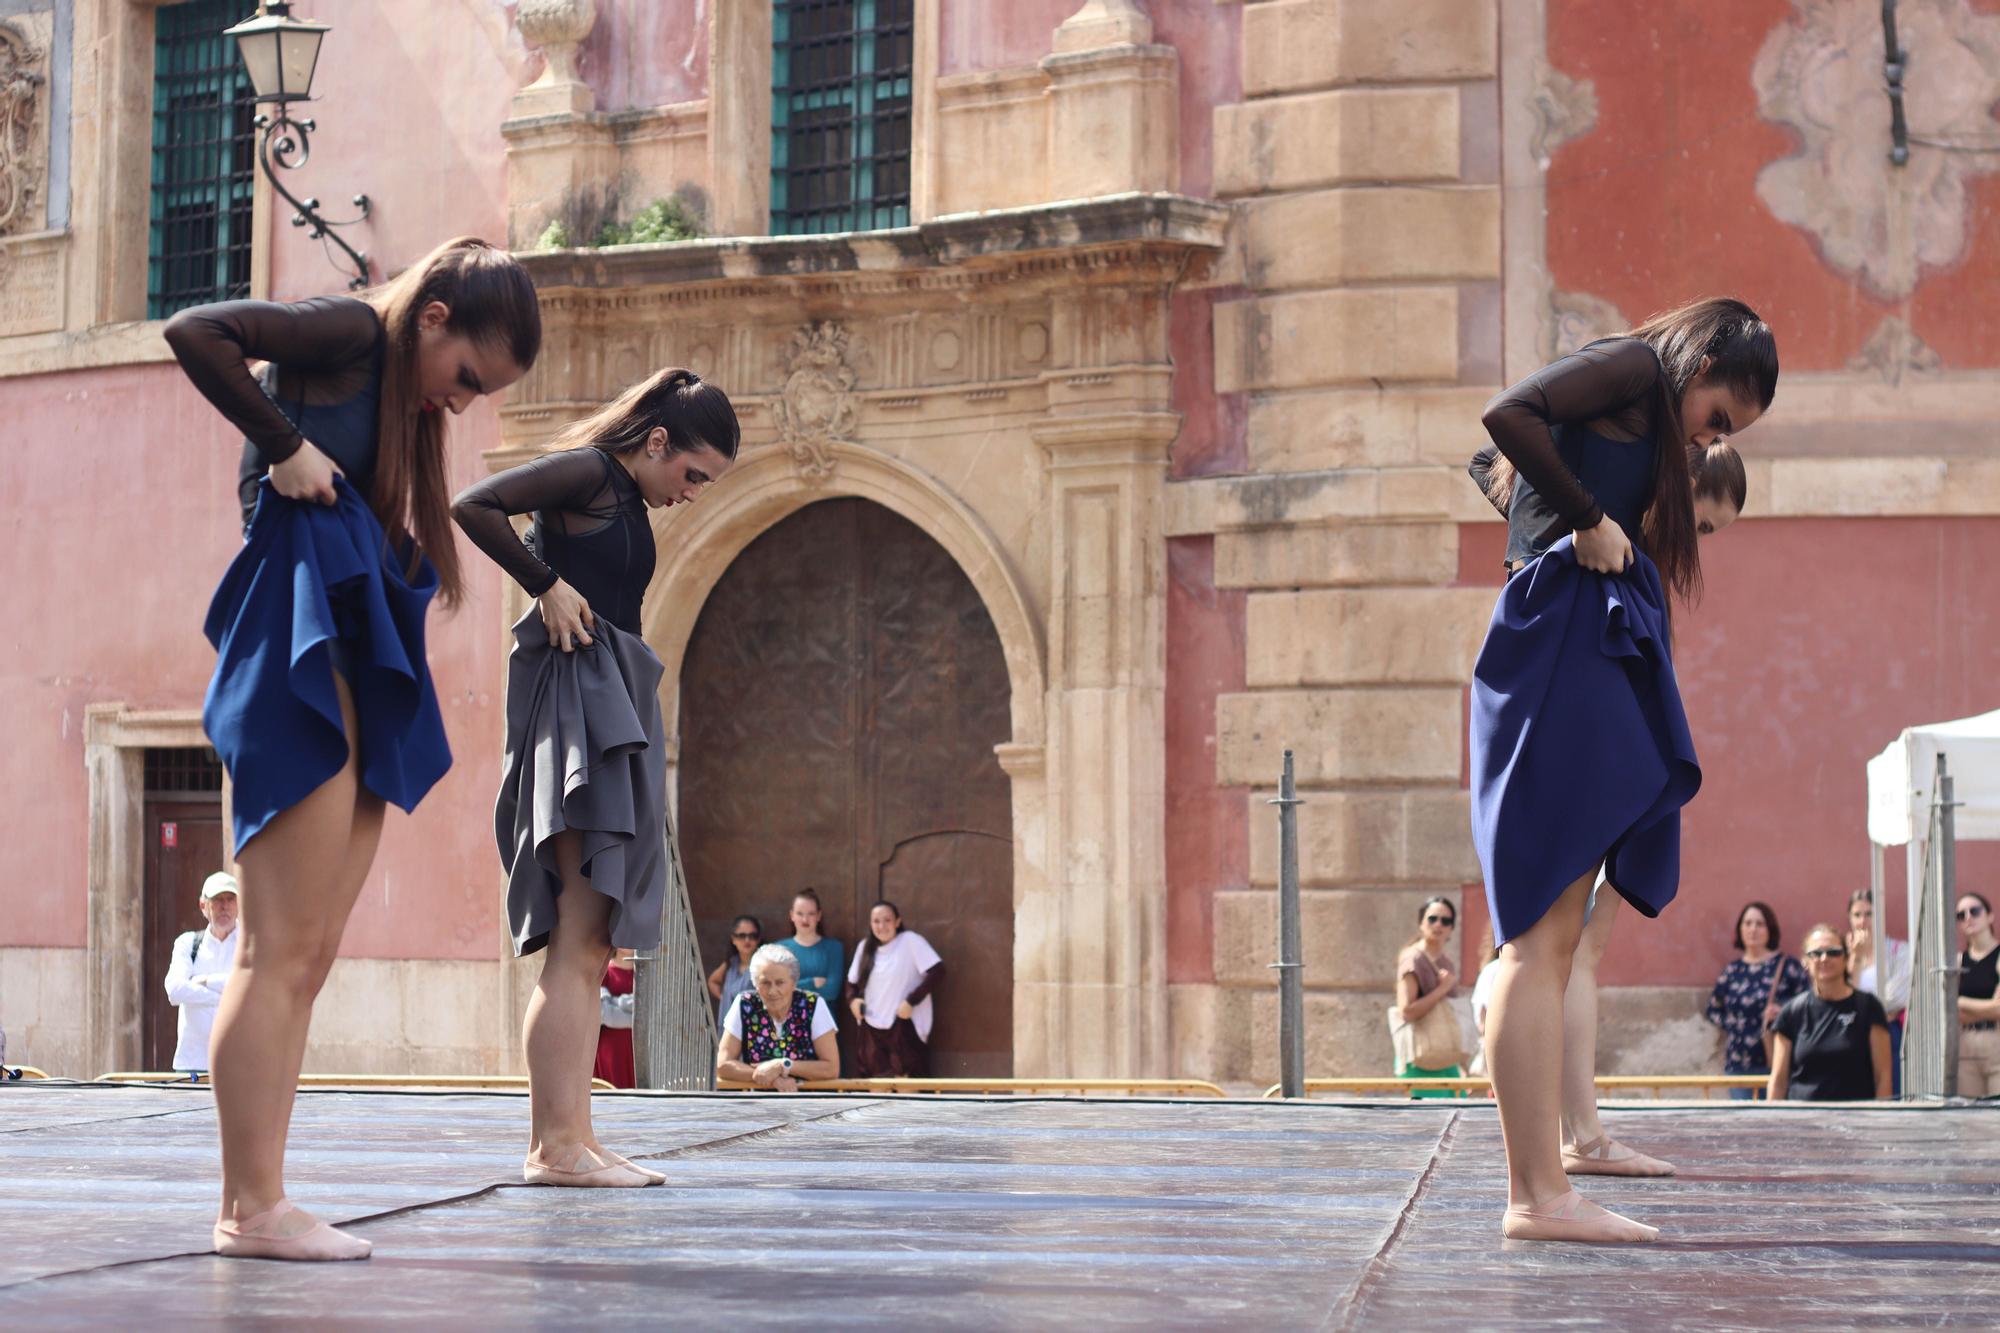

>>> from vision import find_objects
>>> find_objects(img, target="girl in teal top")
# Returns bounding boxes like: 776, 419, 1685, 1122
779, 888, 845, 1018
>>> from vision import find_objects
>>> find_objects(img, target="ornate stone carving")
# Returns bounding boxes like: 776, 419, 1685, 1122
773, 322, 860, 484
0, 20, 48, 237
1754, 0, 2000, 301
1847, 315, 1943, 383
1529, 62, 1598, 166
1544, 289, 1626, 361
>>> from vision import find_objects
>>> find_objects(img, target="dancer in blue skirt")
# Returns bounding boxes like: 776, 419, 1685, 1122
453, 368, 738, 1187
168, 238, 541, 1260
1468, 298, 1777, 1243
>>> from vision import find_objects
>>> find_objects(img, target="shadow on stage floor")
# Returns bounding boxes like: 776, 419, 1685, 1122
1, 1084, 1995, 1328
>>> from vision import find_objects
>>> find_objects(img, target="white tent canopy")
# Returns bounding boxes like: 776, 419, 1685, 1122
1867, 708, 2000, 848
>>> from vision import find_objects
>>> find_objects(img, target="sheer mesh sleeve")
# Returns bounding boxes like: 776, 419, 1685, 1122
163, 296, 382, 465
451, 448, 615, 598
1468, 443, 1507, 516
1479, 338, 1664, 532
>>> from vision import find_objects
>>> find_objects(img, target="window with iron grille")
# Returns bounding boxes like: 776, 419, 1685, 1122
147, 0, 258, 320
144, 747, 225, 797
771, 0, 913, 235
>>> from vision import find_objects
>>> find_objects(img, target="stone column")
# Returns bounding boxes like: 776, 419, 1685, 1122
514, 0, 597, 117
1023, 409, 1180, 1077
1042, 0, 1178, 201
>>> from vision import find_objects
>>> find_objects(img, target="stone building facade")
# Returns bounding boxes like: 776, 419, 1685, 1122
5, 0, 1998, 1084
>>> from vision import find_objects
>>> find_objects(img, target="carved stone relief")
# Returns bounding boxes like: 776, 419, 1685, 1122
0, 18, 50, 237
773, 321, 860, 483
1754, 0, 2000, 301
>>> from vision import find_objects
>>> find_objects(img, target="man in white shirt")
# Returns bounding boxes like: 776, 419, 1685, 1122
163, 872, 241, 1074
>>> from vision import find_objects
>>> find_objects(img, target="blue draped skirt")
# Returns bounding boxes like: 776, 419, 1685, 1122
202, 479, 452, 854
1468, 538, 1701, 947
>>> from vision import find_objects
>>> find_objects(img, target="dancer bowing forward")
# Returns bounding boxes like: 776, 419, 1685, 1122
453, 368, 739, 1187
1469, 297, 1777, 1243
169, 237, 543, 1261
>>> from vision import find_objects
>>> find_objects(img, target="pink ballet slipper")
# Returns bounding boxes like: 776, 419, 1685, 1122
1502, 1188, 1659, 1243
1562, 1135, 1677, 1178
213, 1199, 372, 1261
599, 1149, 666, 1184
523, 1143, 659, 1188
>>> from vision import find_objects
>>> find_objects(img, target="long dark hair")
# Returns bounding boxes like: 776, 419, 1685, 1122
546, 366, 740, 460
1484, 298, 1777, 604
362, 237, 542, 607
1406, 895, 1456, 949
853, 899, 901, 996
1693, 439, 1747, 512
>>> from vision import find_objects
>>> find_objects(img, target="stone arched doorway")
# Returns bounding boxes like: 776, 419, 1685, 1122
677, 496, 1015, 1077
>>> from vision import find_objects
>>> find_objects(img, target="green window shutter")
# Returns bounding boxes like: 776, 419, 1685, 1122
148, 1, 257, 319
771, 0, 913, 236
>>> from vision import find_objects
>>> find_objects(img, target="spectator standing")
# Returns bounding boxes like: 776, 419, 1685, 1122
708, 914, 760, 1025
1392, 897, 1466, 1099
164, 872, 242, 1075
1959, 892, 2000, 1097
846, 901, 944, 1077
778, 889, 845, 1021
1768, 924, 1892, 1101
594, 949, 636, 1090
716, 945, 838, 1091
1846, 887, 1911, 1096
1705, 900, 1808, 1099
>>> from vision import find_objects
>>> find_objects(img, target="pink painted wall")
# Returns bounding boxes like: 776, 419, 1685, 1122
1166, 538, 1247, 985
1460, 517, 2000, 988
1, 2, 533, 961
939, 0, 1074, 75
579, 0, 710, 113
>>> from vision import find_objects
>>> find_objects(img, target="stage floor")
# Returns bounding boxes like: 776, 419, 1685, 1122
1, 1084, 1994, 1328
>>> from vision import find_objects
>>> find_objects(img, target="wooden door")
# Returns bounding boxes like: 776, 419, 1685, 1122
142, 799, 225, 1071
678, 498, 1015, 1076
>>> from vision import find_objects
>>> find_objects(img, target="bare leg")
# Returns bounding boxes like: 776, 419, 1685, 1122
1559, 890, 1674, 1176
1487, 869, 1656, 1243
210, 674, 384, 1259
521, 832, 657, 1188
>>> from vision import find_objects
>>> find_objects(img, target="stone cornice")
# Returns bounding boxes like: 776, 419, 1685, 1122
516, 193, 1228, 303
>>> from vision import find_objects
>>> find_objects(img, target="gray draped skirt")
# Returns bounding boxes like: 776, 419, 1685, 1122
497, 609, 670, 957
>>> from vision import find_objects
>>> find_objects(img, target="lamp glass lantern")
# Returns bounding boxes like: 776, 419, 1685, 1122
224, 3, 330, 104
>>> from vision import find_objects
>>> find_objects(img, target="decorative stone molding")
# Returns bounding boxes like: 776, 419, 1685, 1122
774, 322, 860, 484
1754, 0, 2000, 301
1528, 61, 1597, 166
515, 0, 598, 117
1847, 315, 1943, 384
0, 18, 48, 237
1053, 0, 1153, 53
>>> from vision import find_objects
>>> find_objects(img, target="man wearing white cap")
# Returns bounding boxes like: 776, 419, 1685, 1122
164, 872, 241, 1074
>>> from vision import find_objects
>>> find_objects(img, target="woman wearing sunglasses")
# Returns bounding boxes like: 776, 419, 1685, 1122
1959, 893, 1999, 1096
709, 915, 762, 1025
1393, 897, 1468, 1098
1767, 925, 1891, 1101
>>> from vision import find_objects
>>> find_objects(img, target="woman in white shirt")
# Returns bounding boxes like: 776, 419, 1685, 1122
1846, 888, 1911, 1095
716, 945, 839, 1091
846, 901, 944, 1077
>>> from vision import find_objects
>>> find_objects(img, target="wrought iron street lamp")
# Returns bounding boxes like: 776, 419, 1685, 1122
224, 3, 372, 287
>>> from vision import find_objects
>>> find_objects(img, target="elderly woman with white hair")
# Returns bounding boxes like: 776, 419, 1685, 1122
716, 944, 840, 1091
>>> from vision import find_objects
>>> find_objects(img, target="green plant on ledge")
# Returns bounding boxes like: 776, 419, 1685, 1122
536, 196, 706, 251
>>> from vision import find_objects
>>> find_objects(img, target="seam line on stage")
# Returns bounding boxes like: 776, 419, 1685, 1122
1325, 1108, 1462, 1331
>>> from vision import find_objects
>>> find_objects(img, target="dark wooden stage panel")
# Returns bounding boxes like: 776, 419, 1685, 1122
0, 1085, 1993, 1328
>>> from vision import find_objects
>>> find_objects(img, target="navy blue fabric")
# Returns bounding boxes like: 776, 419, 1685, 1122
1502, 425, 1657, 570
1469, 536, 1701, 946
203, 477, 451, 853
237, 342, 385, 534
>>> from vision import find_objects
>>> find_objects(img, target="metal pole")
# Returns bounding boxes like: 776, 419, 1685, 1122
1938, 757, 1962, 1097
1271, 750, 1306, 1099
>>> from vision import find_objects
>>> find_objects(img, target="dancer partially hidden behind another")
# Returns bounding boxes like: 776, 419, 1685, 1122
1470, 435, 1749, 1178
453, 368, 739, 1187
1469, 298, 1778, 1243
168, 237, 542, 1261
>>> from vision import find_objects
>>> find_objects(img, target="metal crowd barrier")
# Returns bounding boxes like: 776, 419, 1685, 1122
1259, 1074, 1771, 1099
2, 1066, 50, 1080
714, 1077, 1232, 1098
92, 1072, 615, 1091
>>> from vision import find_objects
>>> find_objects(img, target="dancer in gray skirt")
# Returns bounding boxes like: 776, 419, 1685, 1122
453, 368, 739, 1187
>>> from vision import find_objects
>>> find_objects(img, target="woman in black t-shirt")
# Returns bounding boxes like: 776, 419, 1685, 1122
1769, 925, 1891, 1101
1958, 892, 2000, 1097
